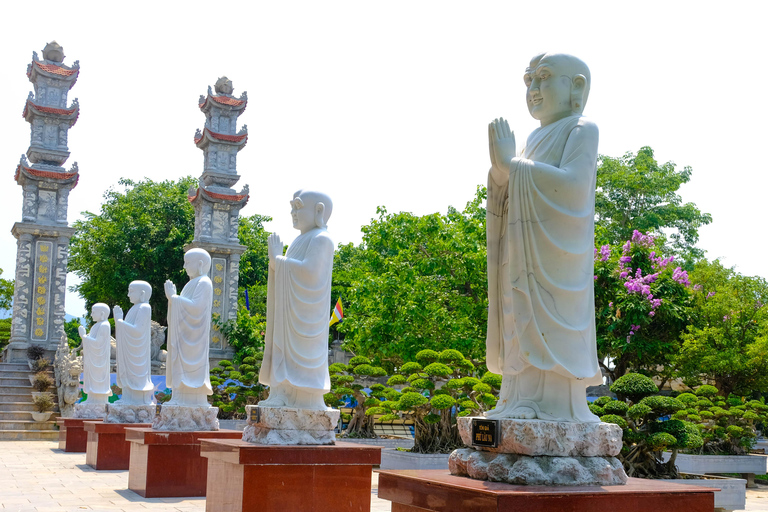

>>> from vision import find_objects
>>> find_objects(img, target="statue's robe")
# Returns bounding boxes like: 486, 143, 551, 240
166, 276, 213, 394
259, 228, 334, 394
486, 114, 602, 421
115, 303, 153, 400
82, 321, 112, 396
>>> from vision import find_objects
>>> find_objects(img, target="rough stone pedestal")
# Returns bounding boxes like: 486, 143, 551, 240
152, 405, 219, 431
105, 403, 156, 424
450, 417, 627, 486
73, 402, 108, 420
242, 405, 339, 445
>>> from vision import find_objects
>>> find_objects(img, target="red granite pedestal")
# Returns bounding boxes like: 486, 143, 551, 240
125, 428, 242, 498
377, 470, 717, 512
84, 421, 151, 470
200, 439, 382, 512
57, 418, 93, 452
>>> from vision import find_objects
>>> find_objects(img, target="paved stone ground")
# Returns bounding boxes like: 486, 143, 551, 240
3, 440, 768, 511
0, 440, 391, 511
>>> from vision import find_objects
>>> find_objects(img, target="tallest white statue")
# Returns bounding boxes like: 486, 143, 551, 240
485, 52, 602, 423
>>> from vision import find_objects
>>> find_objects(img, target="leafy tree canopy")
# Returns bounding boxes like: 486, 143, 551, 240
70, 177, 197, 324
70, 177, 271, 325
595, 146, 712, 261
0, 268, 13, 311
675, 259, 768, 396
336, 186, 488, 365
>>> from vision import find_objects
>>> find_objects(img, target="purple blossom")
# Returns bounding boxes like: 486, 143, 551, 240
619, 256, 632, 264
706, 291, 716, 299
649, 311, 655, 317
599, 245, 611, 262
672, 267, 690, 287
608, 302, 613, 307
693, 284, 702, 291
619, 271, 629, 278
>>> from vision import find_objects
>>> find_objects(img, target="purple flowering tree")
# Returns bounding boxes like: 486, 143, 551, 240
675, 260, 768, 396
594, 230, 692, 384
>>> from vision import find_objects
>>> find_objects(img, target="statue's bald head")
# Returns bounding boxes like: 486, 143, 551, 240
92, 303, 110, 320
294, 190, 333, 228
129, 280, 152, 302
527, 52, 591, 114
185, 248, 212, 275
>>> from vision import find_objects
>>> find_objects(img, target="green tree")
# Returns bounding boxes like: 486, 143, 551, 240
675, 260, 768, 396
594, 231, 692, 383
324, 357, 388, 438
595, 146, 712, 261
372, 349, 499, 453
336, 187, 488, 365
599, 373, 702, 478
70, 178, 272, 326
0, 268, 13, 311
69, 177, 197, 324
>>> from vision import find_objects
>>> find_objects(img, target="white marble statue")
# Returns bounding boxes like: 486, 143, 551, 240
164, 248, 213, 406
258, 190, 334, 410
77, 303, 112, 403
485, 52, 601, 422
113, 281, 154, 405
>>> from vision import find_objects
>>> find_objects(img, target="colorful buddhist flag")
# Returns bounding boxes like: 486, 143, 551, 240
329, 297, 343, 326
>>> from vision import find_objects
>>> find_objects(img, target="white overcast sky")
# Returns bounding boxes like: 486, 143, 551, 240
0, 1, 765, 318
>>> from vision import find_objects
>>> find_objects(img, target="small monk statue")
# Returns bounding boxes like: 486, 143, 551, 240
164, 249, 214, 406
258, 190, 334, 410
77, 303, 112, 404
485, 52, 602, 422
113, 281, 154, 405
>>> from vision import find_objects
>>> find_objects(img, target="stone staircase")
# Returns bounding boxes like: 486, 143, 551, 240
0, 362, 59, 440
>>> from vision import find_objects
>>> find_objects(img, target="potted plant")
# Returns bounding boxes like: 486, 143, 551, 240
30, 370, 53, 399
26, 344, 45, 370
31, 393, 54, 422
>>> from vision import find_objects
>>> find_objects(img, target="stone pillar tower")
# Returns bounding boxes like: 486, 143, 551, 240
186, 77, 249, 363
5, 42, 80, 362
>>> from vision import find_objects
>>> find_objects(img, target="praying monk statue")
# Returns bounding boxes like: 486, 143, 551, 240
164, 249, 214, 406
113, 281, 154, 405
485, 52, 601, 422
259, 190, 334, 410
77, 303, 113, 403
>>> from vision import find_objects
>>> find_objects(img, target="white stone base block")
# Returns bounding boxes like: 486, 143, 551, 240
105, 404, 155, 424
241, 405, 339, 445
457, 416, 623, 457
73, 403, 107, 419
449, 448, 628, 486
151, 405, 219, 431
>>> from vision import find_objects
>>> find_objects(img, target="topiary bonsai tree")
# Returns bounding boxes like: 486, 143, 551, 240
369, 349, 500, 454
673, 385, 768, 455
209, 356, 266, 419
324, 356, 388, 438
598, 372, 703, 478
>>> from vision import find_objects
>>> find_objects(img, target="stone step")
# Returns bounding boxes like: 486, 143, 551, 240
0, 402, 37, 412
0, 377, 34, 387
0, 419, 58, 430
0, 410, 41, 420
0, 429, 59, 440
0, 363, 33, 371
0, 385, 36, 395
0, 370, 36, 379
0, 393, 36, 403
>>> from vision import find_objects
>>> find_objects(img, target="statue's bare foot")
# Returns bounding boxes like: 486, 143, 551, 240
259, 395, 286, 407
509, 406, 537, 419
